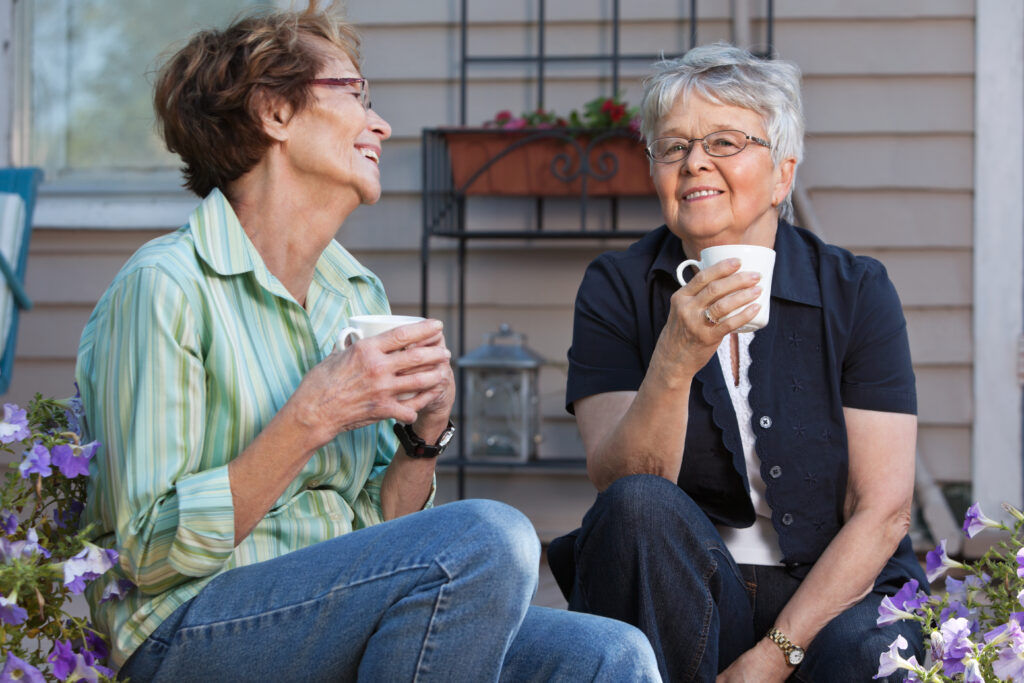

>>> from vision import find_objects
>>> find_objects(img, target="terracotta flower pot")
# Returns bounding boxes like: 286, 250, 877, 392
442, 130, 656, 197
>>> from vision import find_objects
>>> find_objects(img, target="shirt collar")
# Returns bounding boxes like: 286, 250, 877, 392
189, 188, 264, 277
648, 219, 822, 308
188, 188, 379, 302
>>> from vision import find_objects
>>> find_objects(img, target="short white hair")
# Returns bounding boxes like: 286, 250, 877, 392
640, 43, 804, 221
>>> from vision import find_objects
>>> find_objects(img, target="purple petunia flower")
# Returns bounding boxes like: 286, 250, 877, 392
877, 580, 924, 626
18, 442, 51, 479
63, 544, 118, 594
963, 502, 1003, 538
51, 442, 92, 479
963, 658, 984, 683
21, 528, 50, 559
874, 634, 924, 679
1, 509, 17, 535
0, 403, 30, 445
1, 527, 52, 564
993, 650, 1024, 683
99, 577, 134, 604
84, 630, 110, 663
48, 640, 78, 681
938, 617, 975, 677
940, 600, 974, 632
59, 385, 84, 435
992, 622, 1024, 681
985, 619, 1024, 648
48, 640, 113, 683
926, 539, 969, 583
0, 592, 27, 626
945, 575, 968, 605
53, 499, 85, 530
894, 579, 923, 609
0, 651, 45, 683
1017, 547, 1024, 579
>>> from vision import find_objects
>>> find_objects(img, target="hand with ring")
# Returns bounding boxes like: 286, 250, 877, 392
651, 257, 763, 379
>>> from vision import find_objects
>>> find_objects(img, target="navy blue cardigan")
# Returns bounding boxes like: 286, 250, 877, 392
566, 220, 926, 590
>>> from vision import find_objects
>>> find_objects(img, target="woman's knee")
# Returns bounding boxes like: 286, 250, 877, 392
583, 474, 708, 548
442, 499, 540, 575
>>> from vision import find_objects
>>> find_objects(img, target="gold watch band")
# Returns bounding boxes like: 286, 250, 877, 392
767, 627, 805, 666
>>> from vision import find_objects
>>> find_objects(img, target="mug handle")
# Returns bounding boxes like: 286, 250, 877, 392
337, 326, 364, 349
675, 259, 703, 287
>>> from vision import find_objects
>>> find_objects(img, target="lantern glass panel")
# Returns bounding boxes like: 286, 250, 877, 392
465, 368, 537, 462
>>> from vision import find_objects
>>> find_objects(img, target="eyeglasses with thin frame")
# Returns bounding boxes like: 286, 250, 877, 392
646, 130, 771, 164
308, 77, 371, 110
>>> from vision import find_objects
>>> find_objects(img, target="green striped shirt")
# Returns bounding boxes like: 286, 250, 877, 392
75, 189, 423, 667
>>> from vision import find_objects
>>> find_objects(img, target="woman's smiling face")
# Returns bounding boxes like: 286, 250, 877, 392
282, 48, 392, 206
651, 92, 795, 254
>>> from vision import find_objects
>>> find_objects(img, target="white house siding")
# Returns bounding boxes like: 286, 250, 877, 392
4, 1, 987, 533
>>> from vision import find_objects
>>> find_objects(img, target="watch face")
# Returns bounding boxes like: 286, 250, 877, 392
788, 648, 805, 666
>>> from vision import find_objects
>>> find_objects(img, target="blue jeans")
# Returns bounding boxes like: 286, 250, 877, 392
119, 499, 660, 682
554, 475, 924, 683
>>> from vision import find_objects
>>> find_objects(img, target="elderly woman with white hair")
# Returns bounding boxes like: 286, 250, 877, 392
549, 43, 927, 682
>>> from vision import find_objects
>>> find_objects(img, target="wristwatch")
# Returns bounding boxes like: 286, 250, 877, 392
393, 420, 455, 459
767, 628, 805, 666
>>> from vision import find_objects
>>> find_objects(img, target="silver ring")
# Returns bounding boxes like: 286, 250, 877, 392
703, 308, 717, 325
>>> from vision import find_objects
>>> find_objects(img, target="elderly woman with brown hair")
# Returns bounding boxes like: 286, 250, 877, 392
74, 4, 660, 681
550, 43, 928, 682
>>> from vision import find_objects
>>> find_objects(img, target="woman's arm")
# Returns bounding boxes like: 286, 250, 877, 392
576, 259, 762, 490
378, 327, 456, 521
87, 265, 452, 592
717, 407, 917, 682
229, 319, 454, 540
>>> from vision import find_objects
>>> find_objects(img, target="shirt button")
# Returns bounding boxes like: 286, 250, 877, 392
307, 480, 320, 489
769, 465, 782, 479
759, 416, 773, 429
781, 513, 794, 526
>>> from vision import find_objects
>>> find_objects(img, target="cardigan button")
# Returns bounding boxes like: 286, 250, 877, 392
781, 513, 794, 526
769, 465, 782, 479
759, 416, 773, 429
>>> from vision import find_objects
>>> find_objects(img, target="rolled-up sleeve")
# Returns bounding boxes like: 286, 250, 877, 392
84, 266, 235, 594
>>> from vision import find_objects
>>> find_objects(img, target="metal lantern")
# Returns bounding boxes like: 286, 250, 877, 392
457, 324, 544, 462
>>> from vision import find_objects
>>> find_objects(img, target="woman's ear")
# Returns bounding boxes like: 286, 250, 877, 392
255, 90, 294, 142
773, 156, 797, 207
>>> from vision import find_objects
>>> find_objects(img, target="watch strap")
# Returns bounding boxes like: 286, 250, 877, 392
393, 420, 455, 459
767, 627, 804, 666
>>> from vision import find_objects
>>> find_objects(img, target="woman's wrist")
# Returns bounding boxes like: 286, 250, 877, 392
411, 412, 452, 447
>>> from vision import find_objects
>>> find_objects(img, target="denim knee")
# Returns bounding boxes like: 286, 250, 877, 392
592, 474, 688, 527
447, 499, 540, 578
584, 474, 713, 553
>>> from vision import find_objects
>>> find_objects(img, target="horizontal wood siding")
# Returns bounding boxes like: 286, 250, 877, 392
9, 2, 974, 498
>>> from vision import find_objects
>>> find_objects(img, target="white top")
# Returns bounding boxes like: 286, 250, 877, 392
714, 332, 783, 566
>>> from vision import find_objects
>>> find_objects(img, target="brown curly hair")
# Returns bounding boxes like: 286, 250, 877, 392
153, 1, 361, 197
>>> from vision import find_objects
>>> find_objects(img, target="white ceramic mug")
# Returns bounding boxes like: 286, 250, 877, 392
337, 314, 426, 349
675, 245, 775, 333
337, 315, 426, 400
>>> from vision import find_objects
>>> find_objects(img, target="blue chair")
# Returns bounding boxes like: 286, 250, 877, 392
0, 168, 43, 395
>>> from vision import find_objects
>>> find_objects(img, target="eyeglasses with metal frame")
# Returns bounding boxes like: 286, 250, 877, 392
646, 130, 771, 164
307, 77, 371, 110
